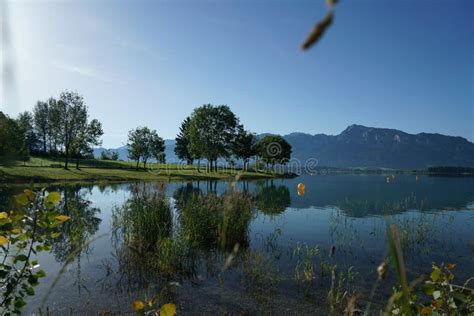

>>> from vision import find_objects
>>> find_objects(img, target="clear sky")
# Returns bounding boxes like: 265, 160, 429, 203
1, 0, 473, 147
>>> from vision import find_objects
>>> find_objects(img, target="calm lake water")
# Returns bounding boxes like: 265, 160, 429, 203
1, 174, 473, 314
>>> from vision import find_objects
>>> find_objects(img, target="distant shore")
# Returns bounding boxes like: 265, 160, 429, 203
1, 157, 472, 184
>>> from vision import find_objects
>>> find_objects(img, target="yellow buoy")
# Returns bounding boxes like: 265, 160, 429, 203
297, 183, 305, 191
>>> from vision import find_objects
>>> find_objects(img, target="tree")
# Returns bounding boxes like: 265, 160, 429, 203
150, 132, 165, 164
256, 135, 292, 170
58, 91, 101, 169
33, 101, 49, 153
174, 117, 193, 165
231, 127, 257, 171
0, 111, 25, 156
111, 151, 119, 161
187, 104, 239, 172
100, 149, 119, 160
127, 127, 165, 169
16, 111, 38, 154
47, 97, 62, 154
72, 119, 103, 169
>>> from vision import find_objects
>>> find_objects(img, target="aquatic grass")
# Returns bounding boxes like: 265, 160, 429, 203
112, 183, 172, 252
239, 250, 281, 305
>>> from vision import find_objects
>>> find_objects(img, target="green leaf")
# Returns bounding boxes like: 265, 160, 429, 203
14, 194, 29, 206
25, 287, 35, 296
14, 254, 28, 262
45, 192, 61, 206
23, 189, 35, 202
422, 283, 435, 295
431, 267, 441, 282
35, 270, 46, 278
13, 297, 25, 309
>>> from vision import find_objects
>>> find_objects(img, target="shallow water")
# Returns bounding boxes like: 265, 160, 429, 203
1, 174, 473, 314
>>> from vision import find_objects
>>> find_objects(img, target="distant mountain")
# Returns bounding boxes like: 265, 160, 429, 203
94, 125, 474, 169
284, 125, 474, 169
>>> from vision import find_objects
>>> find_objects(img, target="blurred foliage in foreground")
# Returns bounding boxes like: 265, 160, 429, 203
0, 189, 69, 314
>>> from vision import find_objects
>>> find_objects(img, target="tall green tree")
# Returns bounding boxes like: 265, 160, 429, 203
127, 127, 165, 169
33, 101, 49, 153
187, 104, 240, 172
231, 127, 257, 171
47, 97, 62, 154
174, 117, 193, 165
256, 135, 292, 170
58, 91, 99, 169
16, 111, 38, 154
150, 132, 166, 164
72, 119, 104, 169
0, 111, 25, 156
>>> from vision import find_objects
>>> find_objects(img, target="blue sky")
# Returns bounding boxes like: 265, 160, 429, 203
1, 0, 473, 147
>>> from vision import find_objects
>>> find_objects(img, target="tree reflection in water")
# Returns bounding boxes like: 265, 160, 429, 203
50, 185, 102, 294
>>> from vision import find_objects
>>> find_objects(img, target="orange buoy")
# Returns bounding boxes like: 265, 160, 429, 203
297, 188, 305, 196
297, 183, 305, 191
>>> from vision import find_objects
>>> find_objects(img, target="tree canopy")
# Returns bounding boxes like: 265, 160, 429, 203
174, 117, 193, 165
186, 104, 240, 171
256, 135, 292, 168
0, 111, 25, 157
127, 127, 165, 169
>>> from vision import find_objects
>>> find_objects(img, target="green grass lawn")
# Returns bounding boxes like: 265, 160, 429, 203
0, 156, 280, 183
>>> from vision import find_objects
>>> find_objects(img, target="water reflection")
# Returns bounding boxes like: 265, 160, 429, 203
6, 175, 472, 314
255, 183, 291, 215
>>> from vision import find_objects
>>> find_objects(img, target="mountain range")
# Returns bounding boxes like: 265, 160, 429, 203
93, 125, 474, 169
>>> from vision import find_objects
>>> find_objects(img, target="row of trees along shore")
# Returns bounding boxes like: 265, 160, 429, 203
127, 104, 292, 171
171, 104, 292, 172
1, 95, 292, 172
0, 91, 103, 169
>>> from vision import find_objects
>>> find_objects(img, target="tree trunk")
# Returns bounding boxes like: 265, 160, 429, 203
65, 145, 69, 169
43, 134, 47, 153
76, 157, 80, 170
136, 159, 139, 170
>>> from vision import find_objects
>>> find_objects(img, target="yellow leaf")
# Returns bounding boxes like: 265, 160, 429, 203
431, 266, 441, 282
132, 300, 145, 311
24, 189, 35, 202
11, 228, 21, 235
0, 235, 9, 245
55, 215, 70, 222
45, 192, 61, 205
447, 263, 456, 270
0, 212, 8, 219
15, 194, 29, 206
160, 303, 176, 316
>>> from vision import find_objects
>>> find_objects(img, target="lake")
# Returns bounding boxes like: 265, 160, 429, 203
1, 174, 473, 314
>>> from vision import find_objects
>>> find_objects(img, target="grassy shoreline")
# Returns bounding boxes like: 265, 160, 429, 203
0, 157, 288, 184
